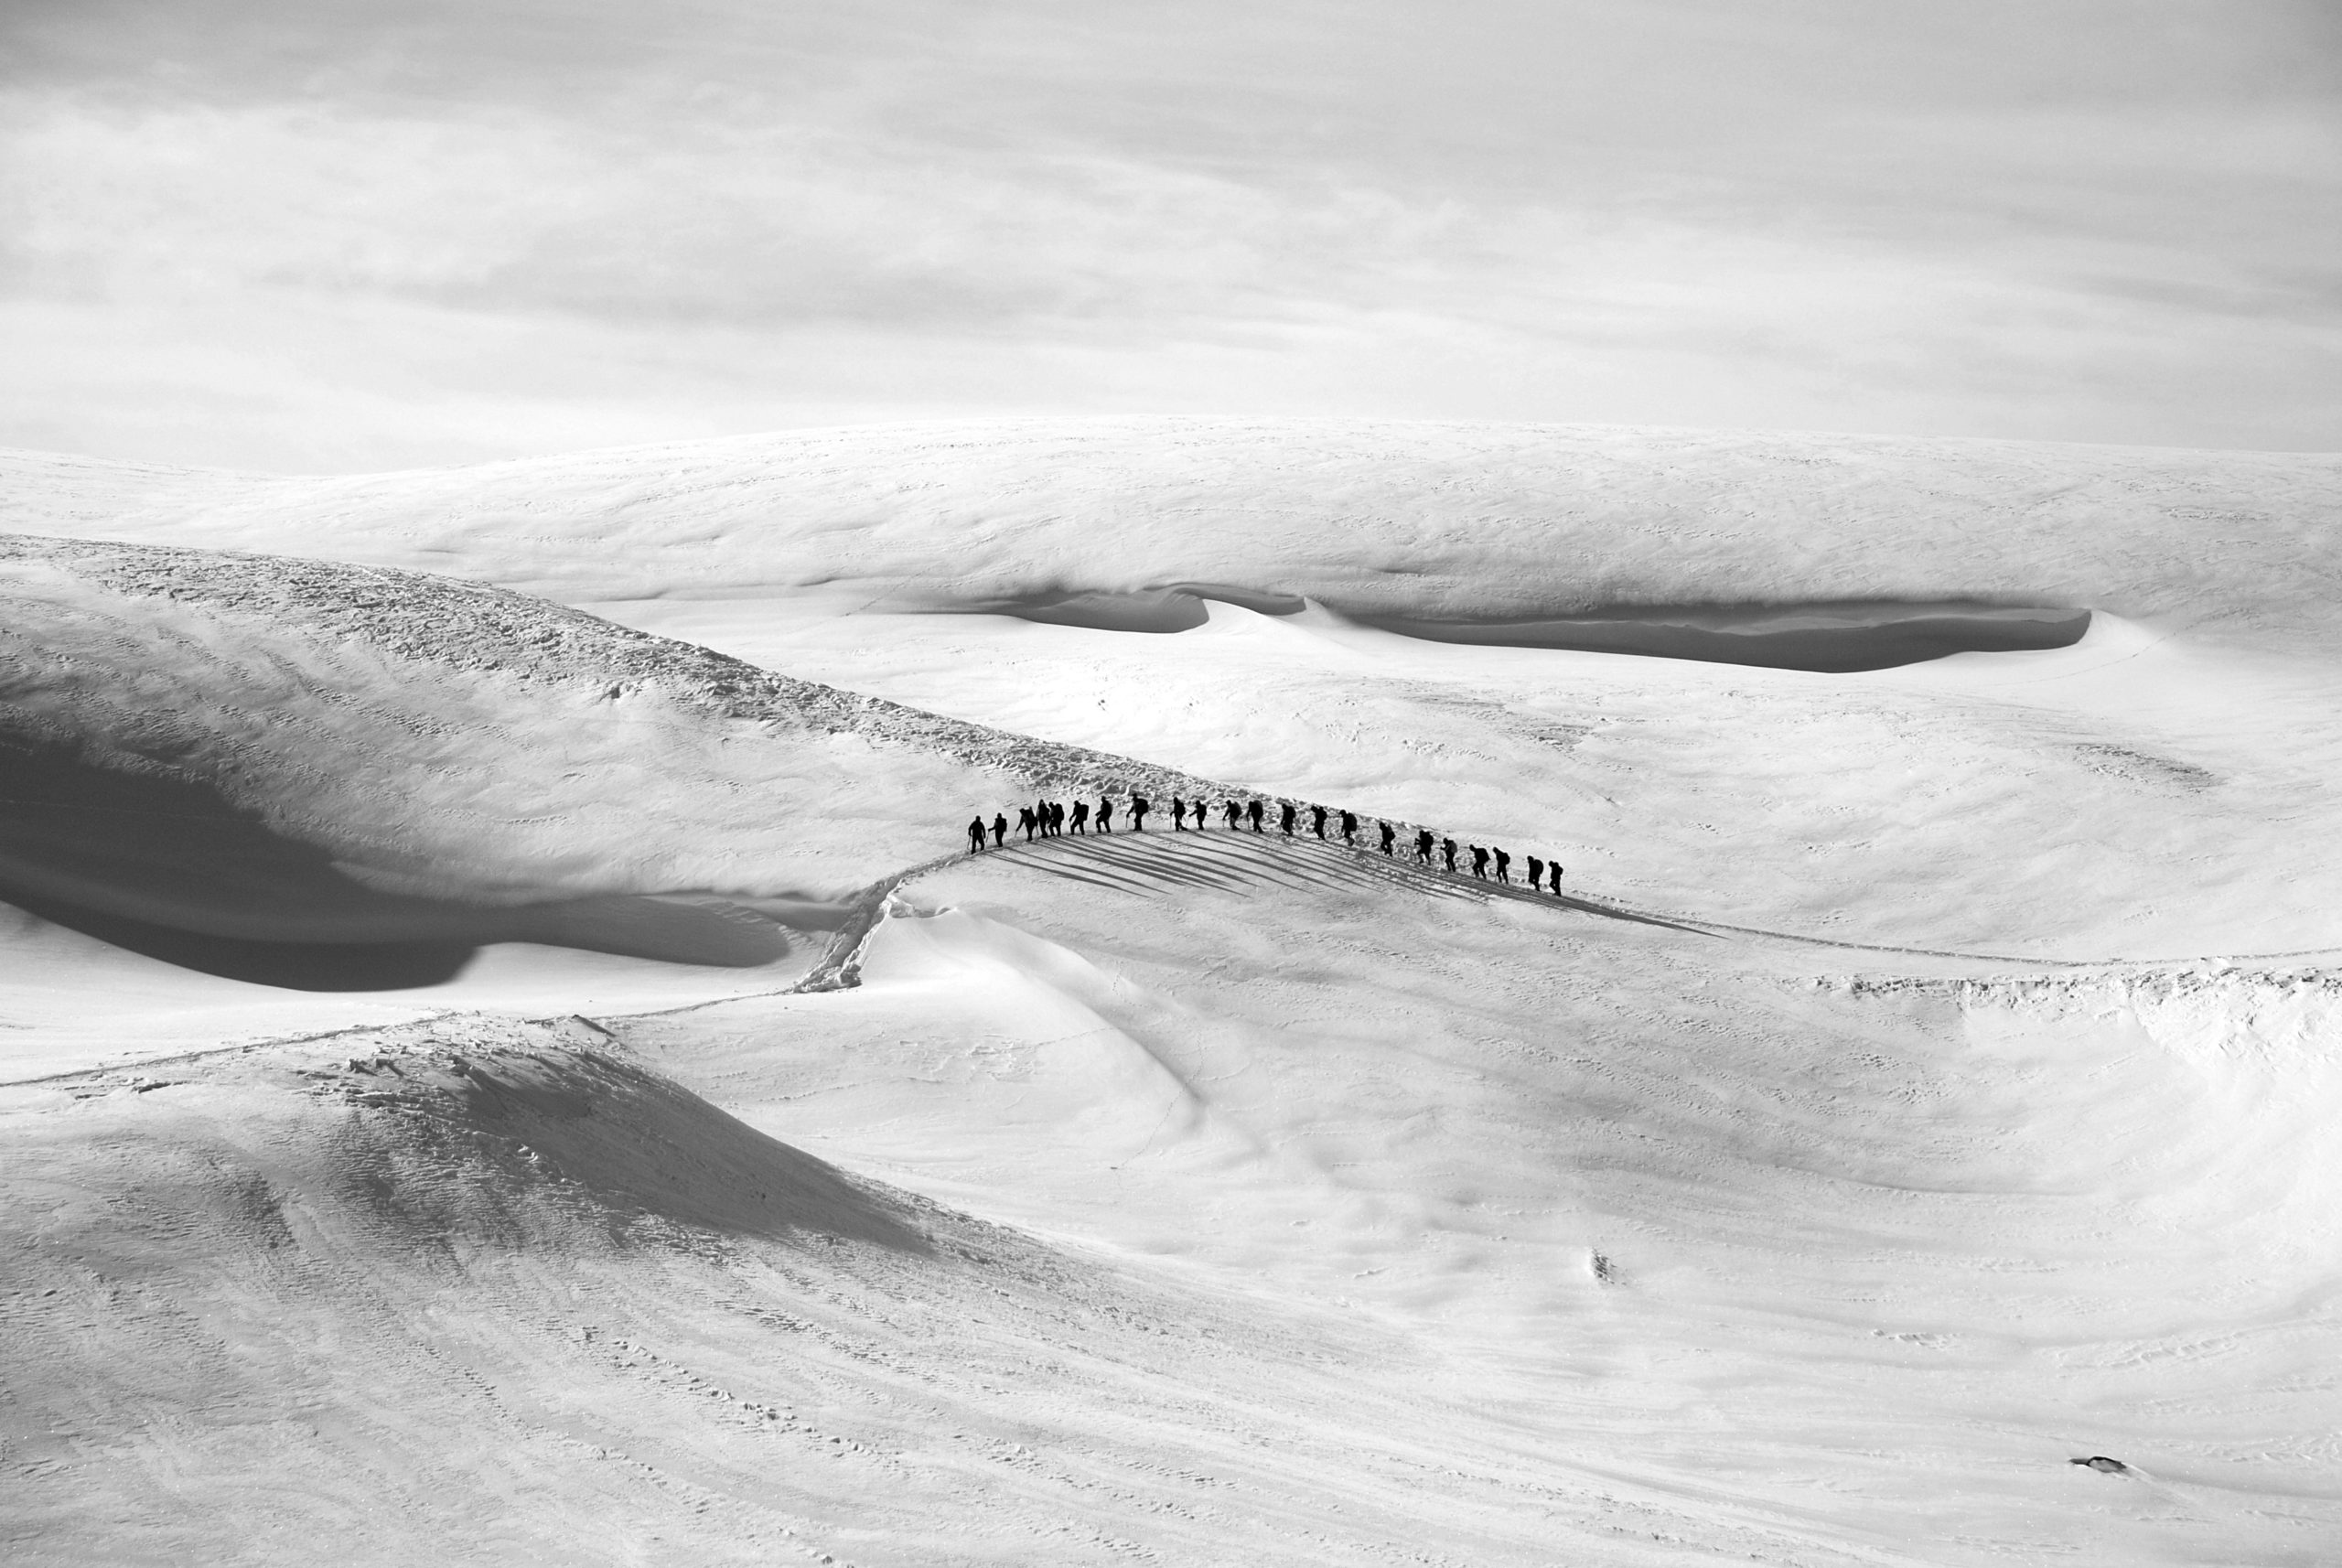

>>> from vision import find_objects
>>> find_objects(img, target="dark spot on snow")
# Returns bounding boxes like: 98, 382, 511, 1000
972, 582, 1306, 633
991, 588, 1209, 634
1348, 600, 2091, 672
2069, 1455, 2130, 1474
1163, 581, 1306, 616
2075, 744, 2218, 791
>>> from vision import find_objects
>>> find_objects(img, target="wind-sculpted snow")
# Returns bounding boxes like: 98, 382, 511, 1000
0, 534, 1250, 964
7, 417, 2342, 1565
20, 860, 2342, 1564
4, 419, 2337, 647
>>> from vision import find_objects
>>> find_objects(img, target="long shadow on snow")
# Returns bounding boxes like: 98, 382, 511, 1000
992, 831, 1708, 939
1016, 832, 1417, 902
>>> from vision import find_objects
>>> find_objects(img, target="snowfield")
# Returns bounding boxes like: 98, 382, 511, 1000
4, 419, 2340, 1565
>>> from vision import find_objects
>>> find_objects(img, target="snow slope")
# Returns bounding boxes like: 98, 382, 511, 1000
0, 534, 1257, 954
11, 837, 2337, 1565
5, 418, 2341, 1564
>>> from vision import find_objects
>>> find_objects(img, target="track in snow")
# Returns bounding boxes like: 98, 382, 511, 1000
931, 828, 2342, 975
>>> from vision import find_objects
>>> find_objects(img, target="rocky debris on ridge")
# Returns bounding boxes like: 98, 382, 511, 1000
1823, 965, 2342, 1012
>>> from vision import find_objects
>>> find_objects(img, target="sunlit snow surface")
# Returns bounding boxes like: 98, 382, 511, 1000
5, 421, 2342, 1565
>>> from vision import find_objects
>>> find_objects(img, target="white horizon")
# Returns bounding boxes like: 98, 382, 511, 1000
3, 0, 2337, 471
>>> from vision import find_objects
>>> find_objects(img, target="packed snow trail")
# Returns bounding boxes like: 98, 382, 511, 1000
976, 827, 1707, 938
941, 825, 2342, 975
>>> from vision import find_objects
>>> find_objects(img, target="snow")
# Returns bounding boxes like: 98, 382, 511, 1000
5, 418, 2340, 643
5, 418, 2341, 1564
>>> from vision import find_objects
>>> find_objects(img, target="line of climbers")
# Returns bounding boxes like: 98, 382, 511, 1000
965, 792, 1565, 896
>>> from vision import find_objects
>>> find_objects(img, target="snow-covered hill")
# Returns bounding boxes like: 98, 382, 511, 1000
5, 419, 2340, 1565
0, 532, 1275, 953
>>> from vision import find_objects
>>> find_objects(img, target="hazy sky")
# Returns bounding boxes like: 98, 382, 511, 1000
4, 0, 2337, 469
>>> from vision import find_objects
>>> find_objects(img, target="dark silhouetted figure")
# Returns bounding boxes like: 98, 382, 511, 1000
1415, 829, 1434, 863
1019, 806, 1037, 842
967, 818, 987, 853
1470, 845, 1488, 878
1281, 802, 1296, 835
1049, 801, 1066, 836
1223, 800, 1241, 830
1132, 795, 1150, 830
1098, 797, 1114, 832
1493, 848, 1510, 884
1547, 860, 1563, 895
1310, 805, 1327, 839
1248, 800, 1263, 832
1339, 810, 1358, 845
1192, 799, 1208, 830
1379, 822, 1395, 855
1442, 837, 1457, 871
1171, 795, 1186, 831
1035, 800, 1051, 837
991, 813, 1007, 847
1526, 854, 1542, 887
1070, 800, 1090, 834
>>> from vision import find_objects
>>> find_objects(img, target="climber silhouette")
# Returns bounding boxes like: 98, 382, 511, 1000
1280, 801, 1296, 835
1526, 854, 1542, 888
1018, 806, 1037, 842
1098, 797, 1114, 832
1048, 800, 1066, 836
1223, 800, 1241, 830
1378, 822, 1395, 855
1310, 805, 1327, 839
1547, 860, 1563, 895
1071, 800, 1090, 834
1339, 810, 1358, 845
1470, 845, 1488, 878
991, 812, 1007, 847
1171, 795, 1186, 831
1414, 829, 1434, 863
967, 817, 986, 853
1132, 795, 1151, 831
1248, 799, 1263, 832
1493, 848, 1510, 884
